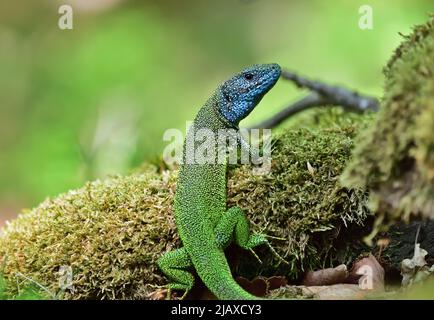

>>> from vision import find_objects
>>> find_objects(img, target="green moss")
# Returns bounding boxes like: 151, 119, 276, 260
0, 121, 371, 299
399, 276, 434, 299
227, 126, 370, 278
341, 17, 434, 221
0, 171, 181, 299
0, 273, 49, 300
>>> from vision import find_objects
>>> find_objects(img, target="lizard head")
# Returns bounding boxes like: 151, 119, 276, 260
217, 63, 281, 126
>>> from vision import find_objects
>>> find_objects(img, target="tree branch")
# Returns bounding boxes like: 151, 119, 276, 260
251, 70, 379, 129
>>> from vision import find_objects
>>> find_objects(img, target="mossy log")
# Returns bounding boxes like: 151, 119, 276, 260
341, 17, 434, 222
339, 17, 434, 274
0, 124, 371, 299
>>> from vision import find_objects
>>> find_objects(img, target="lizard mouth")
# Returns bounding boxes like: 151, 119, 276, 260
253, 67, 281, 93
250, 76, 276, 93
241, 81, 263, 94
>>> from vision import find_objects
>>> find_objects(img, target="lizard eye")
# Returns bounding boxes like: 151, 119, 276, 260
244, 73, 253, 80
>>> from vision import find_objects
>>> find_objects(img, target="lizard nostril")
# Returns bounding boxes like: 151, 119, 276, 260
224, 93, 231, 102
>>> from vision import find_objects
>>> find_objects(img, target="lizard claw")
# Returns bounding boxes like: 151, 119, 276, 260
249, 248, 263, 264
263, 234, 287, 241
265, 242, 290, 266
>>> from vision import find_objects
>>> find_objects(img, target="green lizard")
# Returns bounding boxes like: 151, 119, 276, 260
158, 63, 282, 300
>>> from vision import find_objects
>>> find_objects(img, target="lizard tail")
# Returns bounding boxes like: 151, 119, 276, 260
189, 244, 260, 300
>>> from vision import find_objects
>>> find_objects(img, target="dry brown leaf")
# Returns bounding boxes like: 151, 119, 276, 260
267, 276, 288, 291
302, 284, 367, 300
147, 288, 168, 300
401, 243, 433, 287
236, 276, 268, 297
302, 264, 348, 286
268, 284, 376, 300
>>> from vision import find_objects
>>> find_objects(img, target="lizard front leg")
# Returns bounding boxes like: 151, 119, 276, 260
214, 206, 268, 250
214, 206, 288, 265
157, 247, 194, 300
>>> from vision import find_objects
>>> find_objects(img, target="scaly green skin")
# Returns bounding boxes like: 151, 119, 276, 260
158, 64, 281, 300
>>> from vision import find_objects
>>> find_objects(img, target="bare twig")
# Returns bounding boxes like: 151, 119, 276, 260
414, 223, 421, 246
252, 69, 379, 129
252, 92, 326, 129
14, 272, 56, 299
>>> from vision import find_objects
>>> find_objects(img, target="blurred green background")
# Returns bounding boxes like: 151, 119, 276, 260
0, 0, 432, 225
